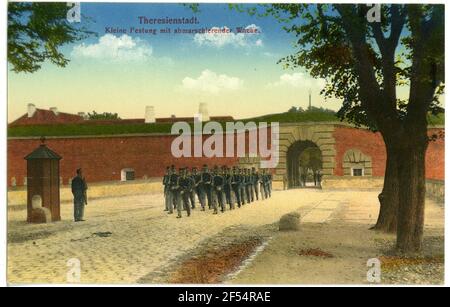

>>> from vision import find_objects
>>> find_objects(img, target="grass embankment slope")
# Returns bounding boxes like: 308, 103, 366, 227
8, 110, 444, 137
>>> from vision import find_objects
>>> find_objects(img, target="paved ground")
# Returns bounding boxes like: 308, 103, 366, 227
7, 189, 444, 284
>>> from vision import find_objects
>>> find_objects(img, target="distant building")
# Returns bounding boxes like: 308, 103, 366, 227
9, 103, 234, 127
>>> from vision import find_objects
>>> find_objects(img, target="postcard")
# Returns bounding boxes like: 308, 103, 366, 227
5, 1, 445, 288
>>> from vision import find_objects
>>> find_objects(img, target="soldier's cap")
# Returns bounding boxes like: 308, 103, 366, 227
76, 168, 82, 174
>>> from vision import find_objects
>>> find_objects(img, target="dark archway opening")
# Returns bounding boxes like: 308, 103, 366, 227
287, 140, 322, 189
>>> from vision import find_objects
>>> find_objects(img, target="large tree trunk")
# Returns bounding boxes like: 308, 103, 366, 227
372, 140, 399, 233
395, 135, 428, 253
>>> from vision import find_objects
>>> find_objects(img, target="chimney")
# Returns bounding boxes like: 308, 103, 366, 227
27, 103, 36, 118
199, 102, 210, 121
145, 106, 155, 123
50, 107, 59, 115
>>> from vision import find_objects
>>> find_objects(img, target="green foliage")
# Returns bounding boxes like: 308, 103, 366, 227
244, 109, 338, 124
87, 111, 121, 120
8, 123, 175, 137
8, 2, 95, 73
228, 4, 445, 133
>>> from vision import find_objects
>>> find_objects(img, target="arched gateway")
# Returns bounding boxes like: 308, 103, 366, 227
273, 123, 336, 189
237, 123, 337, 189
287, 140, 322, 188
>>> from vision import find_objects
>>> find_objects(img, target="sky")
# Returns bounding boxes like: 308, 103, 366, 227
8, 2, 344, 122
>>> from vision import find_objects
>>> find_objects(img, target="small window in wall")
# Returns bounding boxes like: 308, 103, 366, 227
121, 168, 135, 181
352, 168, 364, 177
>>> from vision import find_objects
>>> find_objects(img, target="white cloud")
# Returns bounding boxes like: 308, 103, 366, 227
194, 24, 263, 48
182, 70, 243, 94
72, 34, 153, 62
268, 72, 326, 89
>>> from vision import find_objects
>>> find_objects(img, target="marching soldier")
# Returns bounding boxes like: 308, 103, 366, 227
260, 169, 267, 200
252, 167, 260, 201
201, 165, 213, 209
245, 169, 253, 203
212, 166, 225, 214
231, 167, 242, 208
223, 167, 234, 210
239, 168, 247, 205
163, 166, 171, 211
267, 171, 273, 198
192, 167, 206, 211
178, 168, 192, 218
186, 168, 196, 209
71, 168, 88, 222
167, 167, 180, 214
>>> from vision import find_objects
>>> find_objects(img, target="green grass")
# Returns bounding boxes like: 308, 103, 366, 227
427, 113, 445, 126
244, 110, 339, 123
8, 110, 444, 137
8, 123, 175, 137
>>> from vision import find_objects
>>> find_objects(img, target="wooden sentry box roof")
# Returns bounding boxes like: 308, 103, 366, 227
24, 144, 62, 160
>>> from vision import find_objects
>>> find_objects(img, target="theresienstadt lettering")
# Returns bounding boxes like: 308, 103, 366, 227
138, 16, 199, 25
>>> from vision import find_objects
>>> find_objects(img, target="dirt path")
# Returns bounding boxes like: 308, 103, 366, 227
7, 189, 444, 284
228, 193, 444, 285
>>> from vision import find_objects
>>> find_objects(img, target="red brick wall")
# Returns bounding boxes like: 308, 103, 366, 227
8, 125, 444, 187
333, 126, 444, 180
7, 135, 242, 187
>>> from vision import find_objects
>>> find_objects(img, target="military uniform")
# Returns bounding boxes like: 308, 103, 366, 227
231, 170, 242, 207
252, 170, 260, 201
186, 172, 196, 209
245, 170, 253, 203
163, 171, 171, 211
259, 172, 267, 200
167, 172, 180, 214
266, 173, 273, 198
178, 173, 193, 218
71, 175, 88, 222
239, 170, 247, 205
192, 171, 206, 210
223, 169, 233, 210
212, 172, 225, 213
201, 170, 213, 209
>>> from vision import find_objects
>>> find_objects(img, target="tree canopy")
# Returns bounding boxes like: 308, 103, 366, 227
8, 2, 94, 73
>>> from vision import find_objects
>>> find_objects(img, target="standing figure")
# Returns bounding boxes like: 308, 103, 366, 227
239, 168, 247, 205
163, 166, 171, 211
223, 167, 234, 210
266, 171, 273, 198
71, 168, 88, 222
231, 167, 242, 208
201, 165, 213, 209
167, 168, 180, 214
260, 169, 267, 200
178, 168, 192, 218
252, 168, 260, 201
317, 170, 323, 188
245, 169, 253, 203
192, 167, 206, 211
212, 167, 225, 214
186, 168, 196, 209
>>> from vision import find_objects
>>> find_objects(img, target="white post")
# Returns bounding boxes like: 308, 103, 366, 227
145, 106, 155, 123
